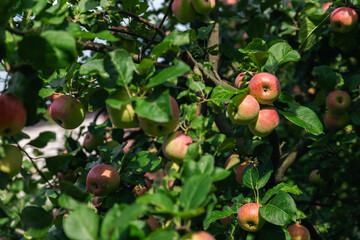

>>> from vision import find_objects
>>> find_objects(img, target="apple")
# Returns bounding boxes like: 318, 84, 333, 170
86, 164, 120, 196
309, 169, 326, 188
330, 7, 358, 33
326, 90, 351, 114
183, 231, 215, 240
83, 132, 105, 152
220, 0, 237, 6
106, 89, 139, 129
227, 94, 260, 125
322, 2, 331, 12
93, 196, 102, 207
237, 203, 265, 232
162, 131, 193, 162
287, 223, 310, 240
146, 215, 159, 230
138, 96, 180, 137
0, 94, 27, 136
192, 0, 216, 15
49, 95, 85, 129
172, 0, 197, 24
249, 72, 281, 105
225, 155, 253, 184
323, 111, 350, 129
234, 71, 254, 88
248, 108, 279, 137
0, 145, 23, 178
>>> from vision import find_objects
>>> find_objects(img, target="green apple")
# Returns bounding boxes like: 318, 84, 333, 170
172, 0, 197, 23
237, 203, 265, 232
309, 169, 326, 188
192, 0, 216, 15
49, 95, 85, 129
0, 94, 27, 136
227, 94, 260, 125
0, 145, 23, 178
138, 96, 180, 137
86, 164, 120, 196
162, 131, 193, 162
106, 89, 139, 129
287, 223, 310, 240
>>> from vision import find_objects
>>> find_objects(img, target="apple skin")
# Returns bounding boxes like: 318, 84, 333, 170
249, 72, 281, 105
323, 111, 350, 129
309, 169, 326, 188
227, 94, 260, 125
330, 7, 358, 33
322, 2, 332, 12
162, 131, 193, 162
234, 71, 254, 88
86, 164, 120, 196
326, 90, 351, 114
287, 223, 310, 240
0, 94, 27, 136
106, 89, 139, 129
192, 0, 216, 15
183, 231, 215, 240
237, 203, 265, 232
172, 0, 197, 24
248, 108, 279, 137
49, 95, 85, 129
83, 132, 105, 152
0, 145, 23, 178
220, 0, 237, 5
138, 96, 180, 137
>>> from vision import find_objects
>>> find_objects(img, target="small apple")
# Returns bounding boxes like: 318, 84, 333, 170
83, 132, 105, 152
162, 131, 193, 162
138, 96, 180, 137
323, 111, 350, 129
0, 94, 27, 136
183, 231, 215, 240
86, 164, 120, 196
237, 203, 265, 232
0, 145, 23, 178
227, 94, 260, 125
326, 90, 351, 114
93, 196, 102, 207
287, 223, 310, 240
172, 0, 197, 24
49, 95, 85, 129
192, 0, 216, 15
234, 71, 254, 88
330, 7, 358, 33
106, 89, 139, 129
220, 0, 237, 6
249, 72, 281, 105
309, 169, 326, 188
322, 2, 332, 12
248, 108, 279, 137
225, 155, 253, 184
146, 215, 159, 230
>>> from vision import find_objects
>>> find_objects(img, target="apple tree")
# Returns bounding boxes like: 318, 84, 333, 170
0, 0, 359, 239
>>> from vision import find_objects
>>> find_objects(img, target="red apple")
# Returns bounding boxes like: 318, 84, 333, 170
49, 95, 85, 129
138, 96, 180, 137
237, 203, 265, 232
0, 94, 27, 136
322, 2, 332, 12
248, 108, 279, 137
220, 0, 237, 5
330, 7, 358, 33
162, 131, 193, 162
220, 205, 235, 225
227, 94, 260, 125
234, 71, 254, 88
184, 231, 215, 240
249, 72, 281, 105
83, 132, 105, 152
0, 145, 23, 178
172, 0, 197, 24
192, 0, 216, 15
323, 111, 350, 129
86, 164, 120, 196
225, 155, 253, 184
326, 90, 351, 114
287, 223, 310, 240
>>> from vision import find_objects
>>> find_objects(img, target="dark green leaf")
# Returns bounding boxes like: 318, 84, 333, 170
146, 61, 190, 88
104, 49, 134, 87
180, 175, 212, 210
242, 165, 259, 190
299, 14, 330, 50
28, 131, 56, 148
21, 206, 52, 238
127, 151, 161, 173
265, 42, 301, 73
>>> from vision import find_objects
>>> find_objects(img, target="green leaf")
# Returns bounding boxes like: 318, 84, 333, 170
247, 17, 266, 38
197, 24, 214, 40
242, 165, 259, 190
203, 208, 235, 229
104, 49, 134, 87
261, 183, 302, 205
180, 175, 212, 210
146, 230, 179, 240
20, 206, 53, 238
58, 194, 84, 210
198, 154, 214, 175
60, 180, 89, 202
79, 59, 107, 77
127, 151, 161, 173
63, 205, 99, 240
265, 42, 301, 73
217, 137, 236, 152
257, 170, 273, 189
45, 155, 83, 175
28, 131, 56, 148
299, 13, 330, 50
313, 65, 338, 92
152, 31, 190, 58
258, 223, 291, 240
136, 192, 175, 213
211, 167, 231, 182
146, 60, 190, 88
210, 85, 240, 104
260, 191, 297, 226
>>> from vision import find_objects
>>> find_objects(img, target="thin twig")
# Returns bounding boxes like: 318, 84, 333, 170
5, 26, 25, 36
109, 28, 160, 43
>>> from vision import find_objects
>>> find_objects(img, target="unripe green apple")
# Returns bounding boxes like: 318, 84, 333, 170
49, 95, 85, 129
172, 0, 197, 24
0, 145, 23, 178
192, 0, 216, 15
287, 223, 310, 240
106, 89, 139, 129
162, 131, 193, 162
237, 203, 265, 232
326, 90, 351, 114
138, 96, 180, 137
227, 94, 260, 125
248, 108, 279, 137
249, 72, 281, 105
0, 94, 27, 136
330, 7, 358, 33
323, 111, 350, 129
309, 169, 326, 188
83, 132, 105, 152
86, 164, 120, 196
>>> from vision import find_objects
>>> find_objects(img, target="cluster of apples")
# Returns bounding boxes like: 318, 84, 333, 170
228, 72, 281, 137
330, 6, 358, 33
172, 0, 215, 24
323, 90, 351, 130
0, 94, 26, 179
